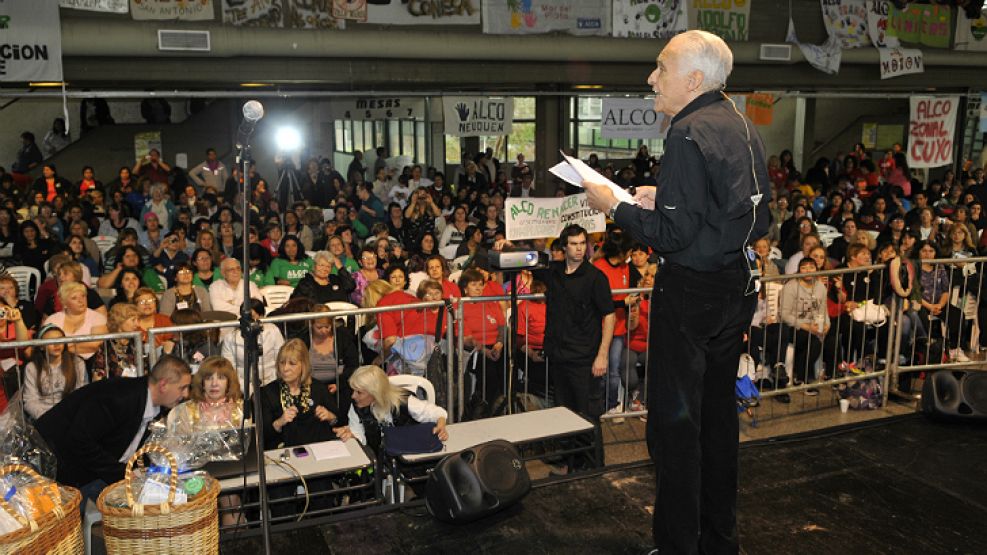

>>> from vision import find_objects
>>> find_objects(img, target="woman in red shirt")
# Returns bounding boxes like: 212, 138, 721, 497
458, 269, 506, 407
517, 280, 548, 399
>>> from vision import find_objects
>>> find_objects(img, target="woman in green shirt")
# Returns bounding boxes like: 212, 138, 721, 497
264, 235, 312, 287
191, 247, 222, 289
327, 234, 359, 275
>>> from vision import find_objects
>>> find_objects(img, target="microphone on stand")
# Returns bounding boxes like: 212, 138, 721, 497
236, 100, 265, 149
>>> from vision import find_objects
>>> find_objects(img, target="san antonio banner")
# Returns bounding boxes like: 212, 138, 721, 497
505, 195, 605, 241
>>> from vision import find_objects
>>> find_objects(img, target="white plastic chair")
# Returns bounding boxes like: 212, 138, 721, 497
259, 285, 294, 312
83, 499, 101, 555
388, 374, 436, 403
6, 266, 40, 302
326, 300, 363, 330
91, 235, 117, 255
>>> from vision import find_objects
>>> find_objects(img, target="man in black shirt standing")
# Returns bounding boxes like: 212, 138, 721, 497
537, 225, 615, 452
586, 30, 771, 554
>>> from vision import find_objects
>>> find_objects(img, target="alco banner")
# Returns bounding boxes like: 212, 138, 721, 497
329, 97, 426, 120
686, 0, 750, 41
820, 0, 871, 49
612, 0, 686, 39
59, 0, 129, 12
865, 0, 899, 47
600, 98, 669, 140
130, 0, 215, 21
887, 3, 951, 48
365, 0, 479, 25
505, 195, 605, 241
907, 96, 959, 169
443, 97, 513, 137
482, 0, 609, 36
878, 47, 923, 79
0, 0, 63, 82
955, 7, 987, 52
222, 0, 282, 26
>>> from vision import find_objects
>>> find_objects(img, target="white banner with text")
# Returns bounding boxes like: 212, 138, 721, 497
505, 195, 605, 241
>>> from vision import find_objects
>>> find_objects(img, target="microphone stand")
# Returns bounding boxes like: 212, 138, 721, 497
237, 140, 272, 554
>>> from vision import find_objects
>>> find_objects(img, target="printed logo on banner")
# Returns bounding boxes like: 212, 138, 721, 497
612, 0, 686, 39
907, 96, 958, 169
878, 47, 923, 80
443, 97, 514, 137
505, 195, 605, 242
0, 0, 63, 82
600, 98, 669, 140
955, 7, 987, 51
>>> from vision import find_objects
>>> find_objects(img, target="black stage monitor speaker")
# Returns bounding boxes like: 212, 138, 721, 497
425, 439, 531, 524
922, 370, 987, 419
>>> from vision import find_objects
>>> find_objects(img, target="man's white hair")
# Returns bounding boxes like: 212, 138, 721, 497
672, 30, 734, 92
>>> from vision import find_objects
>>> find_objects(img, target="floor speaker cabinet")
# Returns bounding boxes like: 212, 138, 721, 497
921, 370, 987, 420
425, 439, 531, 524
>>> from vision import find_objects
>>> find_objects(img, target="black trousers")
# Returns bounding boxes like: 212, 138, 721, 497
646, 263, 754, 555
549, 356, 604, 421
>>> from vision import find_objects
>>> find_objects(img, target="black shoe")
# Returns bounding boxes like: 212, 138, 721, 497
774, 393, 791, 404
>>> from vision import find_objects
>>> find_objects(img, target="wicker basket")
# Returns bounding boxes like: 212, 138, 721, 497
0, 464, 83, 555
97, 443, 220, 555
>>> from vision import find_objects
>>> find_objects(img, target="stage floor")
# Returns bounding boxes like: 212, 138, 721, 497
220, 413, 987, 554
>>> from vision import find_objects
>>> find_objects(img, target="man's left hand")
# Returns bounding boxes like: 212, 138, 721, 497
583, 181, 617, 214
592, 354, 608, 377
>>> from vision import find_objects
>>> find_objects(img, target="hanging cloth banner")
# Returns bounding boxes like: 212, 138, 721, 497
878, 46, 923, 80
612, 0, 686, 39
365, 0, 479, 25
482, 0, 610, 36
505, 195, 605, 241
787, 18, 842, 75
443, 97, 514, 137
685, 0, 750, 41
887, 3, 951, 48
130, 0, 215, 21
600, 98, 670, 140
820, 0, 871, 49
222, 0, 282, 26
745, 93, 775, 126
0, 0, 63, 82
865, 0, 899, 47
954, 7, 987, 52
907, 96, 959, 169
60, 0, 129, 12
332, 0, 368, 22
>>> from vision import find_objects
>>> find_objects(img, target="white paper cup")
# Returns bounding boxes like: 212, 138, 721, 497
839, 399, 850, 413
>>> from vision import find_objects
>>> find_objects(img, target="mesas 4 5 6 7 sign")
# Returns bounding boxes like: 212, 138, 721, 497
330, 97, 425, 120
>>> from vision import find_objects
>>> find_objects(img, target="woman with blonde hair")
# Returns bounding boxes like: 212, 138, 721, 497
337, 365, 448, 455
42, 281, 107, 360
91, 302, 142, 380
258, 339, 342, 450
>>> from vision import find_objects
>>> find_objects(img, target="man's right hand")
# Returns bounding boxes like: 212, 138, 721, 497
634, 186, 657, 210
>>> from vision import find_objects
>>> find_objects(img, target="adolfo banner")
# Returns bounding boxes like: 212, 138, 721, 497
365, 0, 480, 25
131, 0, 215, 21
907, 96, 959, 169
505, 195, 605, 241
612, 0, 686, 39
686, 0, 751, 41
0, 0, 63, 82
600, 98, 669, 140
482, 0, 609, 36
443, 97, 513, 137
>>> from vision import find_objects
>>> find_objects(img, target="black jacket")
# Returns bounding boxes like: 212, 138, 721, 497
36, 377, 152, 488
257, 378, 340, 450
291, 271, 355, 304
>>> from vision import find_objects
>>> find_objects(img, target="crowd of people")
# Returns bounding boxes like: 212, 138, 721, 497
747, 142, 987, 402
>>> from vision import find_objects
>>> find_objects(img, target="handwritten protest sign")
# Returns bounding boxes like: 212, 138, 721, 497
878, 47, 923, 79
888, 3, 951, 48
505, 195, 605, 241
907, 96, 958, 169
687, 0, 750, 41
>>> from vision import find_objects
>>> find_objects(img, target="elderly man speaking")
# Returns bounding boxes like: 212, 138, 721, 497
584, 30, 772, 554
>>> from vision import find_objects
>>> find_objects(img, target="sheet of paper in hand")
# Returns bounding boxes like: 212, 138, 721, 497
549, 151, 638, 205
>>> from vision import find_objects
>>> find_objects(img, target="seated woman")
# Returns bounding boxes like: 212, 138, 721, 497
169, 308, 221, 371
291, 251, 355, 304
258, 339, 343, 450
191, 247, 222, 289
779, 257, 830, 395
98, 243, 165, 293
133, 287, 174, 350
92, 302, 143, 380
263, 235, 313, 288
41, 260, 106, 319
306, 305, 360, 422
166, 356, 245, 525
336, 364, 448, 457
66, 234, 99, 277
457, 268, 506, 406
108, 268, 144, 309
43, 282, 108, 361
159, 262, 212, 317
326, 234, 360, 274
377, 265, 429, 352
351, 246, 381, 306
23, 324, 87, 421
